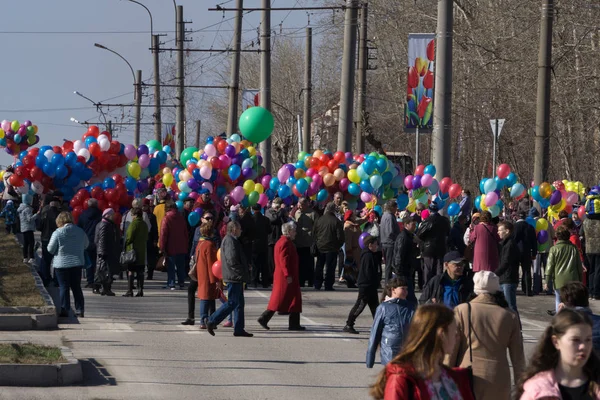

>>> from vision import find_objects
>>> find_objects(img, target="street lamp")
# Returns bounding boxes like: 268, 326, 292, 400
94, 43, 136, 96
72, 91, 109, 128
125, 0, 153, 45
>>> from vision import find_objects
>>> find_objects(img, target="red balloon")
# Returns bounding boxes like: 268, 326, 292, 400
115, 183, 126, 194
309, 157, 320, 169
104, 189, 117, 202
77, 156, 87, 164
212, 261, 223, 279
319, 154, 331, 165
8, 174, 23, 187
70, 197, 82, 209
22, 155, 34, 167
216, 140, 228, 154
439, 177, 453, 193
63, 141, 74, 154
117, 154, 128, 167
30, 166, 43, 181
333, 151, 345, 163
109, 141, 120, 154
292, 185, 302, 197
578, 206, 586, 221
86, 126, 100, 138
414, 164, 425, 176
187, 163, 197, 174
327, 159, 339, 172
97, 199, 108, 210
101, 131, 112, 141
91, 186, 104, 200
28, 148, 39, 156
89, 143, 101, 158
496, 163, 511, 180
448, 183, 462, 199
78, 189, 91, 200
108, 201, 120, 211
72, 206, 83, 223
82, 199, 90, 210
52, 146, 62, 154
112, 174, 124, 184
41, 176, 53, 188
209, 157, 221, 170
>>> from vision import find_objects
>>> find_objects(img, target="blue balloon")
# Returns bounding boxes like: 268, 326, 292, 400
479, 178, 487, 194
360, 179, 373, 194
526, 217, 536, 228
85, 136, 97, 147
376, 159, 388, 173
39, 146, 52, 154
531, 186, 542, 202
265, 188, 276, 200
188, 211, 200, 227
65, 152, 77, 167
148, 158, 160, 175
163, 145, 172, 154
506, 172, 517, 186
382, 171, 393, 186
43, 163, 56, 178
18, 151, 28, 161
278, 185, 291, 198
374, 205, 383, 216
269, 177, 280, 191
348, 183, 361, 196
494, 176, 505, 190
80, 168, 93, 181
176, 200, 184, 210
296, 178, 309, 193
155, 151, 167, 164
125, 177, 137, 192
35, 155, 46, 168
424, 164, 437, 177
178, 192, 188, 201
51, 153, 64, 166
474, 195, 482, 210
286, 177, 297, 187
538, 198, 550, 209
103, 177, 116, 189
316, 189, 328, 202
228, 164, 241, 180
362, 160, 375, 175
55, 165, 69, 179
396, 193, 409, 210
448, 203, 460, 216
66, 173, 80, 187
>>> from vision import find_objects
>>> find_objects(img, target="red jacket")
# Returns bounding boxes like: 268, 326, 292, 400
159, 210, 189, 256
384, 363, 475, 400
268, 236, 302, 313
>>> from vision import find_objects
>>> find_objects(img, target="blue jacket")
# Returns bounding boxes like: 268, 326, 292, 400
48, 224, 89, 268
77, 206, 102, 250
576, 307, 600, 354
366, 298, 415, 368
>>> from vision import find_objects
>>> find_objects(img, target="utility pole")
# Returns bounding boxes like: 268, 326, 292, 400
107, 120, 113, 136
302, 27, 312, 154
176, 5, 185, 158
227, 0, 243, 136
533, 0, 554, 185
152, 34, 162, 143
134, 69, 142, 146
431, 0, 454, 179
195, 120, 201, 148
355, 2, 368, 155
337, 0, 359, 152
259, 0, 272, 173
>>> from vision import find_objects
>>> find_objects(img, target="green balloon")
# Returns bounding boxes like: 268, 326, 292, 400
238, 106, 274, 143
146, 139, 161, 151
248, 191, 260, 205
180, 146, 198, 165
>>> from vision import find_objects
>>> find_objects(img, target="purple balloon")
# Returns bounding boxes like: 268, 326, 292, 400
5, 130, 14, 140
242, 167, 253, 178
412, 175, 422, 189
137, 145, 149, 156
17, 126, 27, 135
537, 230, 549, 244
549, 190, 562, 206
231, 156, 241, 166
193, 207, 202, 214
358, 232, 370, 249
285, 164, 296, 174
23, 120, 32, 127
187, 178, 199, 190
257, 155, 263, 165
283, 197, 293, 206
137, 180, 148, 192
261, 174, 272, 188
225, 145, 236, 158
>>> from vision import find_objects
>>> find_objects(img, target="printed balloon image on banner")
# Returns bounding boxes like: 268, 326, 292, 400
404, 34, 435, 131
242, 89, 260, 111
162, 123, 175, 153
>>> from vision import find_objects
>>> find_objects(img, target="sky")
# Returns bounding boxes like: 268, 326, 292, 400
0, 0, 314, 167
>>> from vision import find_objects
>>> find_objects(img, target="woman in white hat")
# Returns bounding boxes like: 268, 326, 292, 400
446, 271, 525, 400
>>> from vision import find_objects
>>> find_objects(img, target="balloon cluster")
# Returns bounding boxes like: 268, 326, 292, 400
0, 120, 40, 155
529, 179, 581, 220
532, 217, 551, 252
474, 164, 520, 218
398, 164, 462, 217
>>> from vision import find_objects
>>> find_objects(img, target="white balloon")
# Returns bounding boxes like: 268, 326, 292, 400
73, 140, 84, 152
97, 134, 108, 143
44, 149, 54, 162
77, 148, 91, 161
16, 183, 29, 194
31, 181, 44, 194
99, 139, 110, 151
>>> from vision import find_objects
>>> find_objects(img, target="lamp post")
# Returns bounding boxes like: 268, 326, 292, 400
73, 91, 109, 129
126, 0, 153, 43
93, 43, 142, 146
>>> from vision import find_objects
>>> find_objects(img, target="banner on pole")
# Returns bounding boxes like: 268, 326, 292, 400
404, 33, 436, 132
162, 123, 175, 152
242, 89, 260, 110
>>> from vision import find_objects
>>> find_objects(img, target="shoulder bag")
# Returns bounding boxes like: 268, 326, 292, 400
465, 303, 475, 396
120, 249, 136, 266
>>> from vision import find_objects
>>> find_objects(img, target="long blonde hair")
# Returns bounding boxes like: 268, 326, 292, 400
370, 304, 455, 399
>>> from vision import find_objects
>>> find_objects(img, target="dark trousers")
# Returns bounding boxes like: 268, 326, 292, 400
55, 266, 85, 313
22, 231, 34, 259
382, 246, 395, 282
314, 251, 338, 290
167, 254, 187, 288
252, 249, 269, 287
267, 245, 276, 285
147, 245, 158, 279
187, 280, 199, 320
41, 240, 53, 283
413, 259, 424, 290
5, 223, 16, 234
423, 256, 443, 286
259, 310, 302, 329
520, 257, 533, 296
346, 288, 379, 327
588, 253, 600, 297
208, 282, 245, 334
85, 249, 97, 285
297, 246, 314, 287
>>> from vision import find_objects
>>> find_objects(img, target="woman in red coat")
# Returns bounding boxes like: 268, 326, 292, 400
370, 304, 475, 400
257, 221, 305, 331
195, 222, 220, 329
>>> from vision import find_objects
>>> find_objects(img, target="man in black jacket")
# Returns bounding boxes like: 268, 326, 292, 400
313, 202, 345, 291
416, 203, 451, 286
496, 221, 521, 316
392, 216, 418, 304
38, 196, 61, 285
77, 198, 102, 288
251, 204, 272, 288
513, 211, 537, 296
343, 236, 381, 334
419, 251, 474, 308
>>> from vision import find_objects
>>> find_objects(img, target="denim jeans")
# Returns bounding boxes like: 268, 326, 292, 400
555, 289, 561, 313
533, 253, 552, 294
199, 299, 215, 322
85, 249, 97, 285
208, 282, 245, 334
55, 267, 85, 313
167, 254, 187, 288
501, 283, 519, 316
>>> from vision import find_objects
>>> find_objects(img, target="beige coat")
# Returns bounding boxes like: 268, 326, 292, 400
446, 294, 525, 400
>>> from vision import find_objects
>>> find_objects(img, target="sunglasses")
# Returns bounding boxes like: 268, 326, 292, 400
204, 216, 214, 220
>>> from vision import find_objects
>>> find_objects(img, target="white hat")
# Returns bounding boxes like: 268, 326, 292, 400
473, 271, 500, 295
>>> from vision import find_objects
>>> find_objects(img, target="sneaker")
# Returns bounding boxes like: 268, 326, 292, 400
28, 258, 35, 264
233, 331, 254, 337
343, 325, 359, 334
223, 320, 233, 328
170, 287, 176, 291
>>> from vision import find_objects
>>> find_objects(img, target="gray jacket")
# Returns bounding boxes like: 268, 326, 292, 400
18, 203, 37, 232
221, 234, 250, 283
380, 212, 400, 247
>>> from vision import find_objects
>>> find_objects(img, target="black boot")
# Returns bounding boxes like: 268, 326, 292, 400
289, 312, 306, 331
257, 310, 275, 330
136, 273, 144, 297
123, 274, 134, 297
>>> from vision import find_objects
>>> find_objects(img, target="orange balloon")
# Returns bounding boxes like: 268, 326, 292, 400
324, 173, 336, 187
217, 248, 221, 261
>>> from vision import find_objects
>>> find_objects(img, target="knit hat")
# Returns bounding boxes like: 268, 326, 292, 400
473, 271, 500, 295
102, 208, 115, 218
344, 210, 353, 222
22, 193, 32, 205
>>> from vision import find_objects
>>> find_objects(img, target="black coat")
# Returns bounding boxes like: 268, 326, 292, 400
313, 212, 344, 253
496, 237, 521, 284
38, 205, 61, 242
513, 220, 537, 260
392, 229, 419, 278
77, 206, 102, 250
416, 213, 451, 258
419, 271, 474, 305
252, 212, 272, 252
357, 248, 380, 291
265, 207, 288, 246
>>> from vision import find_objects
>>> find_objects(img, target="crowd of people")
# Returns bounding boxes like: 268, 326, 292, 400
3, 165, 600, 398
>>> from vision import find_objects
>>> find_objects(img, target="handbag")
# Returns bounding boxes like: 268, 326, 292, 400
120, 249, 136, 266
155, 255, 167, 272
188, 256, 198, 281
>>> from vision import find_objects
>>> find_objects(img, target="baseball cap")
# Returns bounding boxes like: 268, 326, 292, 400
443, 251, 464, 264
199, 188, 210, 195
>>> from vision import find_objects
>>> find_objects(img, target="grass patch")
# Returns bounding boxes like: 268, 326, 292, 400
0, 221, 45, 307
0, 343, 65, 364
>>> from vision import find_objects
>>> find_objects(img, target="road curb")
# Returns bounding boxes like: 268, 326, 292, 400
0, 261, 58, 330
0, 346, 82, 386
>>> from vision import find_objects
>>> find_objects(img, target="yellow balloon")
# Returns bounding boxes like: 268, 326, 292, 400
0, 129, 4, 139
217, 248, 221, 261
536, 218, 548, 233
11, 120, 19, 131
247, 146, 256, 157
0, 171, 4, 179
348, 169, 360, 184
128, 162, 141, 179
163, 173, 174, 187
243, 180, 255, 195
365, 201, 373, 209
33, 125, 38, 134
193, 151, 200, 159
407, 199, 416, 213
255, 183, 264, 194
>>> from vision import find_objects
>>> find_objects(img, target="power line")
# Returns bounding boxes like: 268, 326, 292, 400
0, 106, 94, 113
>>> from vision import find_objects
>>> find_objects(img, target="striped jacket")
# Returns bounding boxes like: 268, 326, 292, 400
48, 223, 89, 269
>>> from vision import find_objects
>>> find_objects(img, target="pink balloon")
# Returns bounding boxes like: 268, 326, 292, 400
204, 144, 217, 157
188, 192, 199, 200
258, 193, 268, 207
404, 175, 414, 190
485, 192, 499, 207
306, 168, 317, 177
312, 175, 323, 186
339, 178, 350, 192
421, 209, 430, 220
261, 175, 271, 188
124, 144, 137, 160
200, 166, 212, 180
360, 192, 372, 203
565, 191, 579, 206
201, 182, 213, 193
277, 167, 290, 183
219, 155, 231, 168
421, 174, 433, 187
232, 186, 245, 203
138, 154, 150, 168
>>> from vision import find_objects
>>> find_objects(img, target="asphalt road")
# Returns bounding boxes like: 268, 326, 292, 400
2, 272, 597, 400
